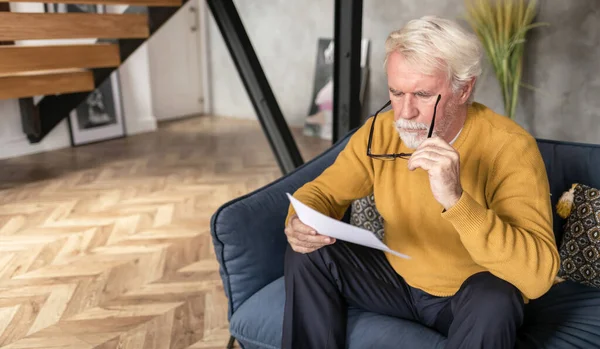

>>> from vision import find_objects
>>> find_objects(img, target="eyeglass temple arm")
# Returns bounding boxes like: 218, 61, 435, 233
427, 94, 442, 138
367, 100, 392, 155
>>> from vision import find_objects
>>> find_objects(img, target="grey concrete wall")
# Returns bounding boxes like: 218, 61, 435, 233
522, 0, 600, 143
206, 0, 600, 144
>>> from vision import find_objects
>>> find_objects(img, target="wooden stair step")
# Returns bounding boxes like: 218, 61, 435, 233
0, 44, 121, 75
0, 70, 94, 100
1, 0, 181, 6
0, 13, 149, 41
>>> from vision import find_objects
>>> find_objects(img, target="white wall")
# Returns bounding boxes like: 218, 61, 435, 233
0, 3, 157, 160
118, 43, 157, 135
107, 5, 157, 136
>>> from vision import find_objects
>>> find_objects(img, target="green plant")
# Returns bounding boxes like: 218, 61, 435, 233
464, 0, 547, 119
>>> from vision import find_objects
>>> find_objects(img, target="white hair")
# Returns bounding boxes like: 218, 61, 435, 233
385, 16, 483, 101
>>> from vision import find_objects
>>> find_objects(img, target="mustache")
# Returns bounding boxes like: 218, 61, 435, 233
393, 119, 429, 130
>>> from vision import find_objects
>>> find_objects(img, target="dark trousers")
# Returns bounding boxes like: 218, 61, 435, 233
282, 241, 525, 349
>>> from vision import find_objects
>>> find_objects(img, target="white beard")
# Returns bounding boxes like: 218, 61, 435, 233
393, 119, 429, 149
393, 100, 459, 149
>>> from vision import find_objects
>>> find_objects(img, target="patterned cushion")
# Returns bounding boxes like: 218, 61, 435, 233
557, 183, 600, 288
350, 193, 385, 241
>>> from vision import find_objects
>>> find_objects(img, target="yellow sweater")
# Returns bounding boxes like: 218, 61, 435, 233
286, 102, 560, 300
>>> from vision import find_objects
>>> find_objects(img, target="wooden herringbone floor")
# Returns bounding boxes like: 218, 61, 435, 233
0, 116, 331, 349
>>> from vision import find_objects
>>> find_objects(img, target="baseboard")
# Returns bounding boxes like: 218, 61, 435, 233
0, 117, 158, 161
0, 131, 70, 161
125, 117, 157, 136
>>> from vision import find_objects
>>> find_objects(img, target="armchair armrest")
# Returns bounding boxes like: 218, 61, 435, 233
210, 129, 356, 319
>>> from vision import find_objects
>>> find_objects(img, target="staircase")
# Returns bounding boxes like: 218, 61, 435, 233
0, 0, 186, 143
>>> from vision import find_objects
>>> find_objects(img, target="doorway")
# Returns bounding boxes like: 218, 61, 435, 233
148, 0, 205, 122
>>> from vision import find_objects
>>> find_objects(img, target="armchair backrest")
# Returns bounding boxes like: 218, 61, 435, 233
537, 139, 600, 245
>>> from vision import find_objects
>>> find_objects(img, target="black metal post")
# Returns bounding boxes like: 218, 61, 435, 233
206, 0, 304, 174
332, 0, 363, 143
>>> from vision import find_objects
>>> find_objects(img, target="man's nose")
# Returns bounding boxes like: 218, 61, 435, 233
398, 94, 419, 120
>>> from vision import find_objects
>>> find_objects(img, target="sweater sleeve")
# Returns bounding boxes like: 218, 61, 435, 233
441, 135, 560, 300
285, 117, 375, 227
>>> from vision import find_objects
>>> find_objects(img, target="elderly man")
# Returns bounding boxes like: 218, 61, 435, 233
282, 15, 560, 349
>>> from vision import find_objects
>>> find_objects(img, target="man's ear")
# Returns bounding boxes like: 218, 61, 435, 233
458, 77, 476, 104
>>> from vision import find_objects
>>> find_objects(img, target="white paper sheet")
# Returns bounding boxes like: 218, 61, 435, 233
287, 193, 410, 259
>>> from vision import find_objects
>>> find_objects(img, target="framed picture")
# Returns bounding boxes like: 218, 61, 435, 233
304, 38, 370, 141
68, 71, 126, 146
45, 2, 125, 146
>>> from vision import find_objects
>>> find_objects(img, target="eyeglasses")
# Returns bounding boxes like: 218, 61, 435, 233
366, 94, 442, 160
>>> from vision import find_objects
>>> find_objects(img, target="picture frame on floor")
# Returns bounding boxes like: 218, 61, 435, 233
67, 71, 126, 146
304, 38, 370, 141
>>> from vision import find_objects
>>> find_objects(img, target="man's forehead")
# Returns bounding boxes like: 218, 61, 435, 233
388, 75, 443, 92
386, 52, 447, 86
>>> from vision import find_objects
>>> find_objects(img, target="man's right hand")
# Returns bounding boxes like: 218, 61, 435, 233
285, 214, 336, 254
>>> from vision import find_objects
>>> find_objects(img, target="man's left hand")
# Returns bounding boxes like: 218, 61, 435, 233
407, 137, 463, 210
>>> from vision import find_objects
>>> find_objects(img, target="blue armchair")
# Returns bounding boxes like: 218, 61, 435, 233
210, 129, 600, 349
